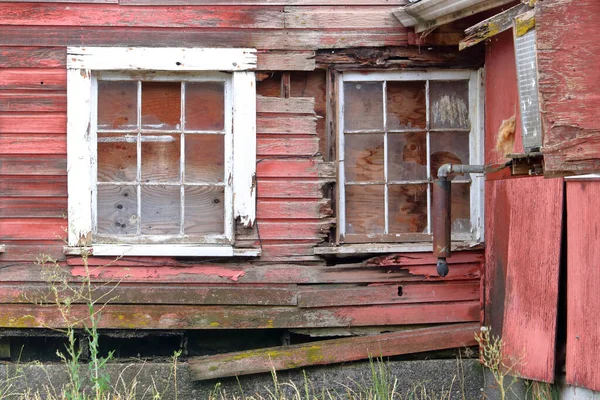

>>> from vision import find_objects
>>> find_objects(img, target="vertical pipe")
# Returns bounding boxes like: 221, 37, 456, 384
433, 176, 451, 277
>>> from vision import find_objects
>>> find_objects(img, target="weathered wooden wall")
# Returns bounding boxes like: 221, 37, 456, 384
484, 30, 563, 383
0, 0, 485, 333
537, 0, 600, 175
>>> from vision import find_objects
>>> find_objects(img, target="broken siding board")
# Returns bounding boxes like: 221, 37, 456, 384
0, 176, 67, 197
298, 282, 480, 307
0, 69, 66, 91
189, 323, 478, 380
0, 114, 66, 133
0, 27, 407, 50
256, 96, 315, 114
537, 0, 600, 174
0, 134, 66, 155
283, 6, 403, 29
0, 4, 284, 29
257, 52, 316, 71
501, 177, 563, 383
257, 116, 317, 134
0, 302, 479, 329
0, 283, 298, 306
256, 221, 330, 240
0, 197, 67, 218
566, 181, 600, 391
257, 200, 331, 219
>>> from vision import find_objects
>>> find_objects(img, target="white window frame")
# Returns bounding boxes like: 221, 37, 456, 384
337, 69, 485, 246
66, 47, 258, 257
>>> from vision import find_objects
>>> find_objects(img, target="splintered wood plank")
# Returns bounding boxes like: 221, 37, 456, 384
0, 4, 284, 29
0, 92, 66, 112
260, 242, 319, 262
566, 181, 600, 391
537, 0, 600, 174
256, 96, 315, 114
0, 302, 479, 329
0, 176, 67, 197
501, 177, 563, 383
283, 6, 402, 29
298, 282, 479, 307
0, 26, 407, 50
257, 137, 318, 156
0, 218, 66, 241
257, 116, 317, 134
0, 47, 66, 68
0, 283, 297, 306
189, 323, 478, 380
0, 134, 66, 154
0, 114, 66, 133
257, 51, 315, 71
0, 69, 66, 91
0, 197, 67, 218
0, 156, 66, 175
257, 199, 331, 219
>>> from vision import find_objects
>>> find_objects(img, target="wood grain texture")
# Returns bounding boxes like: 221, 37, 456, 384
0, 156, 66, 175
537, 0, 600, 174
0, 302, 479, 329
0, 114, 65, 133
566, 181, 600, 391
0, 134, 66, 154
257, 51, 315, 71
283, 6, 402, 29
0, 47, 66, 68
0, 197, 67, 218
0, 69, 66, 90
0, 218, 65, 241
189, 323, 478, 380
0, 244, 65, 262
120, 0, 408, 5
500, 177, 562, 382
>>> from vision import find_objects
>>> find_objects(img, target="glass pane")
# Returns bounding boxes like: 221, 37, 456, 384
184, 186, 225, 235
343, 82, 383, 131
388, 184, 428, 234
386, 81, 426, 130
141, 82, 181, 130
141, 134, 180, 183
97, 134, 137, 182
141, 186, 180, 235
345, 185, 385, 234
185, 134, 224, 183
429, 80, 470, 130
185, 82, 225, 131
388, 132, 427, 181
451, 183, 471, 234
430, 132, 470, 179
344, 134, 384, 182
97, 81, 137, 130
97, 185, 138, 235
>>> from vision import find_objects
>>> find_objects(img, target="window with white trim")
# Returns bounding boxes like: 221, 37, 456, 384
66, 47, 257, 257
338, 70, 484, 245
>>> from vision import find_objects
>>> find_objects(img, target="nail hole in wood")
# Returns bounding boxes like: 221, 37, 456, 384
397, 286, 403, 297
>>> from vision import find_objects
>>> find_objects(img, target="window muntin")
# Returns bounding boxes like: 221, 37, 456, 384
338, 71, 483, 244
92, 73, 233, 245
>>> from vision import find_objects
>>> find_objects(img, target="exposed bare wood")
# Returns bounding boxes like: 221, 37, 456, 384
257, 51, 315, 71
257, 96, 315, 114
284, 6, 402, 29
460, 4, 531, 50
189, 323, 479, 380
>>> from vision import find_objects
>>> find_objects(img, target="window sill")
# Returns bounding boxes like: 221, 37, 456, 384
63, 245, 261, 257
313, 241, 483, 256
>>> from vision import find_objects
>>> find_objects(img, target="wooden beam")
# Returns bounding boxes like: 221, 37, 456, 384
189, 323, 479, 380
460, 3, 531, 50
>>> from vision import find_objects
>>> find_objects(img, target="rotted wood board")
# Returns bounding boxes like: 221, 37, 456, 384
0, 302, 479, 329
189, 323, 479, 380
537, 0, 600, 174
566, 181, 600, 391
499, 177, 563, 383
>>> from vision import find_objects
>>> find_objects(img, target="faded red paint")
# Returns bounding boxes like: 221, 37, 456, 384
71, 265, 246, 282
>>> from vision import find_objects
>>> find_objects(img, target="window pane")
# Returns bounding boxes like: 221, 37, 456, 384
388, 132, 427, 181
141, 186, 180, 235
142, 82, 181, 130
185, 82, 225, 131
451, 183, 471, 234
97, 185, 138, 235
429, 80, 470, 130
344, 134, 384, 182
345, 185, 385, 234
388, 184, 428, 234
184, 186, 224, 235
430, 132, 470, 179
386, 81, 426, 130
97, 81, 137, 130
141, 134, 180, 183
344, 82, 383, 131
185, 134, 224, 183
97, 134, 137, 183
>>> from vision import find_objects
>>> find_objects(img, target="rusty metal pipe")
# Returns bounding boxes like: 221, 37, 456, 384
433, 163, 485, 277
